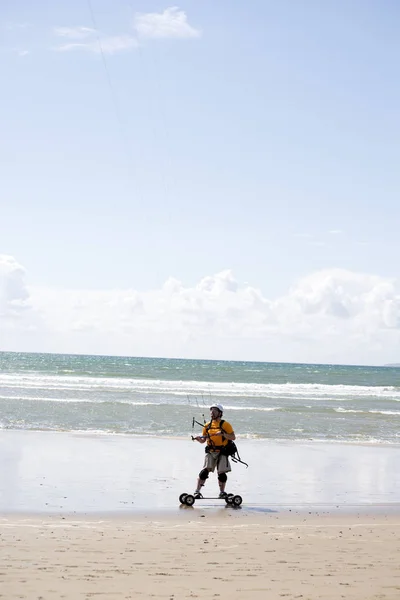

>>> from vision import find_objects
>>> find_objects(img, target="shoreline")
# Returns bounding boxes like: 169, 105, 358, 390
3, 426, 400, 446
2, 502, 400, 520
2, 509, 400, 525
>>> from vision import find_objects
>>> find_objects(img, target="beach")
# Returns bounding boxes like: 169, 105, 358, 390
1, 430, 400, 599
2, 512, 400, 599
1, 354, 400, 597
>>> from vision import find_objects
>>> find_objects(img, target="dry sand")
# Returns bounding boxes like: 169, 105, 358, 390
1, 510, 399, 599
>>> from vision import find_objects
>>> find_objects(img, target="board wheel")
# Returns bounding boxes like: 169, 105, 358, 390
225, 493, 234, 505
232, 495, 243, 507
179, 493, 188, 504
184, 494, 195, 506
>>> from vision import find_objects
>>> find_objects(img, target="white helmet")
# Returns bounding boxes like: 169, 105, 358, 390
210, 403, 223, 414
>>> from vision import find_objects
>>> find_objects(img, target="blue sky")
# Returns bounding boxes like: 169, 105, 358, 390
1, 1, 400, 363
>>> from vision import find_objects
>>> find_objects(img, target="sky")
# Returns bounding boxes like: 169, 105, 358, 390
1, 0, 400, 365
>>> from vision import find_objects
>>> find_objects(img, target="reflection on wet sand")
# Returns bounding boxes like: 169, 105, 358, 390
0, 430, 399, 514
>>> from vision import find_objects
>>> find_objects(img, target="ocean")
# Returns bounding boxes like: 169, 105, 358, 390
1, 351, 399, 445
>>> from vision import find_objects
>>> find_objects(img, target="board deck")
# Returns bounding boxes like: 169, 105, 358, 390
192, 496, 228, 500
179, 492, 243, 506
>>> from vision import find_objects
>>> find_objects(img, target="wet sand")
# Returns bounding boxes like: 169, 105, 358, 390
0, 430, 399, 514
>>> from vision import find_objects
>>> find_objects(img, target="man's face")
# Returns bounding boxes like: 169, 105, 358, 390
210, 407, 220, 419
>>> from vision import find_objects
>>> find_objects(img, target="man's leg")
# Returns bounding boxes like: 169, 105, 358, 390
195, 453, 217, 496
195, 468, 210, 495
217, 455, 231, 497
218, 472, 227, 494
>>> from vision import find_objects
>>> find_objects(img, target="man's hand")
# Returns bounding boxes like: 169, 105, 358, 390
194, 435, 206, 442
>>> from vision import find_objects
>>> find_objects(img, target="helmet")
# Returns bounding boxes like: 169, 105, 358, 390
210, 403, 224, 413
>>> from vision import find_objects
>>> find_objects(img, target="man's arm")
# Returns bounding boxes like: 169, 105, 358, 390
220, 422, 236, 441
221, 430, 235, 441
194, 425, 208, 443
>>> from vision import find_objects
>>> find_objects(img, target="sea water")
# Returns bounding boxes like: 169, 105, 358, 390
1, 351, 399, 444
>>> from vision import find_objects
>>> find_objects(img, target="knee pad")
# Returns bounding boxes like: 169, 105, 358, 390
218, 473, 227, 483
199, 468, 209, 480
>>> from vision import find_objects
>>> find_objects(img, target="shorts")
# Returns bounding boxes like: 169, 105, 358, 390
203, 451, 231, 474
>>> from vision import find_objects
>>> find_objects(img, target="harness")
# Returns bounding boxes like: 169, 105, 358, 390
205, 418, 225, 451
205, 419, 248, 468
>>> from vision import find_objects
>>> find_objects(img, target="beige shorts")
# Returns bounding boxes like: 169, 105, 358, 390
203, 451, 231, 474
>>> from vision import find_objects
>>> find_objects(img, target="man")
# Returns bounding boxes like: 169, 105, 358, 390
193, 403, 236, 499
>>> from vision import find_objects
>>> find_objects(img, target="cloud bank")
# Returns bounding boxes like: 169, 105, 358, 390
1, 255, 400, 365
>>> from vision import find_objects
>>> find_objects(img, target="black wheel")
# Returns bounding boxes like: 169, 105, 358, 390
179, 493, 188, 504
184, 494, 195, 506
225, 494, 234, 505
232, 495, 242, 507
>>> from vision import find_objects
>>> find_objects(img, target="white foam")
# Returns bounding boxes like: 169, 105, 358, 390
335, 408, 400, 416
1, 372, 399, 400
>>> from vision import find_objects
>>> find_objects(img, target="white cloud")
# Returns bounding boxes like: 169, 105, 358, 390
53, 24, 137, 55
133, 7, 201, 40
2, 255, 400, 364
197, 269, 238, 294
0, 255, 30, 316
54, 26, 95, 39
0, 256, 42, 338
52, 8, 199, 56
56, 35, 137, 55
